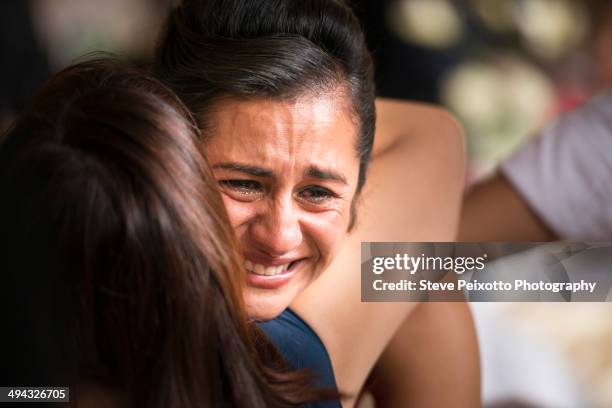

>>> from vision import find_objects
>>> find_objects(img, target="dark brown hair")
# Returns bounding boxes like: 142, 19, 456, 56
0, 57, 325, 407
154, 0, 376, 202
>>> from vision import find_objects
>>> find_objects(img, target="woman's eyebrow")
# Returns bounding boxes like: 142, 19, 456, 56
211, 162, 347, 184
305, 166, 348, 185
212, 162, 274, 178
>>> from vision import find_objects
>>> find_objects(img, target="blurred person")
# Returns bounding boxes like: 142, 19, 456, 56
0, 57, 333, 408
155, 0, 479, 407
460, 76, 612, 239
458, 5, 612, 402
460, 0, 612, 241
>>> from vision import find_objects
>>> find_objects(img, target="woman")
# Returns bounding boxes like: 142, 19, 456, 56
155, 0, 479, 406
0, 58, 328, 407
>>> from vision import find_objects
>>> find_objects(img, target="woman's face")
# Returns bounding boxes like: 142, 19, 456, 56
204, 93, 360, 320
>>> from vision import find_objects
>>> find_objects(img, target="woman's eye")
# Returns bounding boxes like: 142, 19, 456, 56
219, 180, 263, 195
298, 186, 336, 203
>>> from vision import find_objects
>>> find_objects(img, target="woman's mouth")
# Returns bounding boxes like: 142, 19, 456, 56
244, 259, 303, 289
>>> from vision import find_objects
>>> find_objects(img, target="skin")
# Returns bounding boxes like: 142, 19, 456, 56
204, 92, 359, 320
459, 172, 557, 241
368, 302, 480, 408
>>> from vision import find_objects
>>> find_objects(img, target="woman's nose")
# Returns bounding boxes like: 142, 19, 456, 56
249, 199, 303, 256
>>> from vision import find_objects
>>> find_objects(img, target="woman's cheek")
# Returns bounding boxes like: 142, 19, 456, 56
220, 196, 255, 229
303, 210, 348, 262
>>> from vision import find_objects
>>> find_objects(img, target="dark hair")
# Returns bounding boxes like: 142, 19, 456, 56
0, 57, 327, 408
154, 0, 376, 202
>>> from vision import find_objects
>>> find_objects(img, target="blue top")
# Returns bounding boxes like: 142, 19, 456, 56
258, 308, 341, 408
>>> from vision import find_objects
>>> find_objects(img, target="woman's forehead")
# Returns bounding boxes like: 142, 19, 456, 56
207, 91, 354, 129
203, 94, 360, 179
205, 94, 356, 148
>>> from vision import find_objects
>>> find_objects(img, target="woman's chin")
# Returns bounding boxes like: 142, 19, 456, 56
243, 285, 303, 321
245, 297, 289, 321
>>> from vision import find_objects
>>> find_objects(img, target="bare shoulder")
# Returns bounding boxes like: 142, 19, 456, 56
375, 98, 464, 149
361, 98, 465, 242
373, 98, 464, 195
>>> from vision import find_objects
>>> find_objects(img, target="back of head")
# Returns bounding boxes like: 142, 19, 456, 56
0, 58, 302, 408
155, 0, 376, 194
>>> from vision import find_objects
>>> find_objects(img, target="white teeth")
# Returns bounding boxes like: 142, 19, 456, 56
244, 261, 293, 276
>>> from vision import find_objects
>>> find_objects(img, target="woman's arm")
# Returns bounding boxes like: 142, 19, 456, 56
459, 172, 557, 241
365, 107, 479, 408
369, 302, 480, 408
292, 98, 467, 407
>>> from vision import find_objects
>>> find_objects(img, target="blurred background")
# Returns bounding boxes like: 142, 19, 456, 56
3, 0, 610, 177
1, 0, 611, 407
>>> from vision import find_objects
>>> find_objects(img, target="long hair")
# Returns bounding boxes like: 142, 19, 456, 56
0, 57, 323, 408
